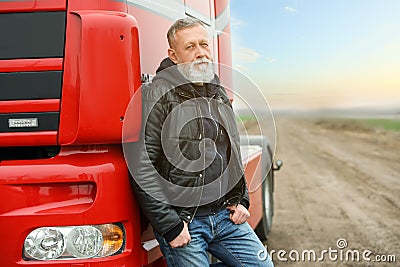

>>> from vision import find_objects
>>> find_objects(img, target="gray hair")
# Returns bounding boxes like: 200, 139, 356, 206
167, 17, 205, 48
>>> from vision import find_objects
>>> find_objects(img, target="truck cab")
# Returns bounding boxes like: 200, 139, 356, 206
0, 1, 277, 266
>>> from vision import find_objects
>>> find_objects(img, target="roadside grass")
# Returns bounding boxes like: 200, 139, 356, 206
236, 115, 257, 122
314, 117, 400, 133
361, 118, 400, 132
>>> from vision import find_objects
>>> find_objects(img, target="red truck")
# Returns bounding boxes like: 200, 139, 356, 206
0, 0, 280, 266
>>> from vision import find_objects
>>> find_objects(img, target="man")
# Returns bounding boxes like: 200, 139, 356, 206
130, 17, 274, 266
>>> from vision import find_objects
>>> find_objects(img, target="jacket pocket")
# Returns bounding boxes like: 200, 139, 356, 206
169, 174, 201, 188
167, 174, 204, 208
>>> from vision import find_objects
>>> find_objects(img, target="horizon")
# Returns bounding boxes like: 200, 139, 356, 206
230, 0, 400, 110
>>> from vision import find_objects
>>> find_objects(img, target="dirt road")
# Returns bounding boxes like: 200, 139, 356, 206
251, 116, 400, 266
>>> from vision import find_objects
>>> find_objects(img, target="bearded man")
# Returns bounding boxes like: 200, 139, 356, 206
130, 17, 274, 267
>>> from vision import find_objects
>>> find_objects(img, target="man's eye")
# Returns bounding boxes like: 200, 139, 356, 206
186, 45, 193, 50
201, 43, 209, 47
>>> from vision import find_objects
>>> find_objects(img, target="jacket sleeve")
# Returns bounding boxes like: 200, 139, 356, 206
239, 175, 250, 209
128, 83, 183, 240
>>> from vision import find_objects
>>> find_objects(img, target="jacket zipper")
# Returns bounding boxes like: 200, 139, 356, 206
207, 95, 224, 200
189, 89, 205, 223
177, 90, 245, 220
217, 96, 246, 206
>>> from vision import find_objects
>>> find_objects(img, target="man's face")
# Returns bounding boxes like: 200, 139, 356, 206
169, 24, 214, 83
168, 24, 212, 64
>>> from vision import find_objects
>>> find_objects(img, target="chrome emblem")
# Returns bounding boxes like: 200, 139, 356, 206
8, 118, 39, 128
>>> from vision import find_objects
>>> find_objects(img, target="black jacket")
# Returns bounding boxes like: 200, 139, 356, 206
130, 58, 249, 242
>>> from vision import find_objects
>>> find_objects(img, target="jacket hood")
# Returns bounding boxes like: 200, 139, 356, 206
153, 57, 221, 97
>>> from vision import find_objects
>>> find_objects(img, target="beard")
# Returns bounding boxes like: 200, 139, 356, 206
177, 58, 215, 84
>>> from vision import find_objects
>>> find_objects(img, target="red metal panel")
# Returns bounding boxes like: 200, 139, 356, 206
0, 58, 63, 146
243, 151, 263, 228
0, 145, 143, 266
127, 4, 176, 75
184, 0, 211, 19
0, 182, 96, 215
0, 58, 63, 72
59, 10, 142, 145
0, 0, 66, 12
67, 0, 126, 12
214, 0, 229, 17
215, 0, 233, 99
0, 131, 57, 146
217, 27, 234, 96
0, 99, 59, 113
0, 1, 239, 266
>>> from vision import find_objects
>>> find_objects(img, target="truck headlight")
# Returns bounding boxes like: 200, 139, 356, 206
24, 228, 65, 260
65, 226, 103, 258
23, 223, 124, 261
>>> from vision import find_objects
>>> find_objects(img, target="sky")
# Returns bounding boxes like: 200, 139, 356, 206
229, 0, 400, 110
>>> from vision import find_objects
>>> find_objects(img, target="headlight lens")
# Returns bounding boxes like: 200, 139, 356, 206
97, 224, 125, 257
24, 228, 65, 260
65, 226, 103, 258
23, 223, 125, 261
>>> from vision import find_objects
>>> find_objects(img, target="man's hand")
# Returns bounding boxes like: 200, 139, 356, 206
169, 221, 191, 248
227, 204, 250, 224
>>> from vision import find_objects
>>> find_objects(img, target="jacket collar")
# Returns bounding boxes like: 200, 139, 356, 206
153, 58, 221, 98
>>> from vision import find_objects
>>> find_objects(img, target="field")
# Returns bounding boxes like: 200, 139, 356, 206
244, 115, 400, 266
314, 117, 400, 132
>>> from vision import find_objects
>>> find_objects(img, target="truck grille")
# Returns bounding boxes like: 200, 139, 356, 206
0, 71, 62, 100
0, 11, 66, 143
0, 11, 66, 59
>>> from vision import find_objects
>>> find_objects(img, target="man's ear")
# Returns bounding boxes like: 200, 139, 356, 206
168, 48, 178, 64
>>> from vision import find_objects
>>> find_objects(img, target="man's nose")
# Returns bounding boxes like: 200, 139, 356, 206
195, 45, 207, 58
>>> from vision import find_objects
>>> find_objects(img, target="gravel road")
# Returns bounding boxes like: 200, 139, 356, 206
248, 116, 400, 266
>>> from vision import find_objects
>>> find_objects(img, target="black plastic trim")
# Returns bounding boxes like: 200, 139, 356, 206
0, 71, 62, 100
0, 11, 66, 60
0, 112, 59, 132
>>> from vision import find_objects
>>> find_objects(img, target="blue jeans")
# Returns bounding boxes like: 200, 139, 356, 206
154, 209, 274, 267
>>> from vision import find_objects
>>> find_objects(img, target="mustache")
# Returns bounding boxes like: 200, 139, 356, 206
193, 58, 212, 65
177, 58, 215, 83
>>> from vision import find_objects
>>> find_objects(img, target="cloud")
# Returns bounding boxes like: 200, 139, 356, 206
284, 6, 297, 14
234, 47, 261, 63
266, 57, 277, 63
233, 65, 249, 71
230, 17, 244, 29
